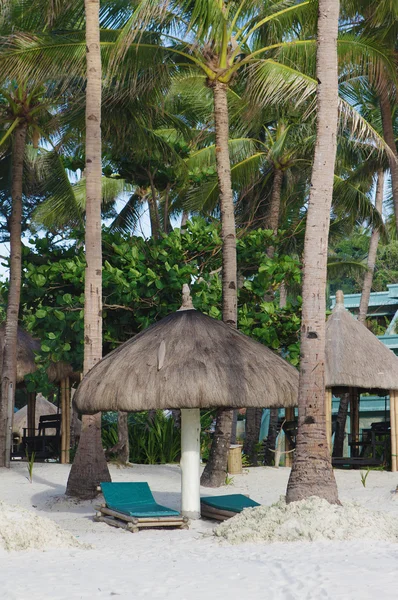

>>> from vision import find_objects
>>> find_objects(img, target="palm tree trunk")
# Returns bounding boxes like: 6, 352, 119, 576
358, 170, 384, 324
0, 122, 27, 468
66, 0, 110, 498
242, 407, 262, 465
147, 171, 161, 239
244, 169, 285, 456
379, 86, 398, 233
264, 408, 280, 465
180, 210, 189, 230
117, 411, 129, 463
201, 80, 237, 487
286, 0, 340, 504
332, 392, 349, 458
268, 168, 283, 232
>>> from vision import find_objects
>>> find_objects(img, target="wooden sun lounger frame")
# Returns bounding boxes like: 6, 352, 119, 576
95, 486, 190, 533
200, 501, 239, 521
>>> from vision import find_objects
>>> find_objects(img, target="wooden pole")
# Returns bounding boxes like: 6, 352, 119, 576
325, 388, 332, 453
391, 390, 397, 472
60, 378, 66, 464
285, 407, 295, 467
350, 387, 360, 458
27, 392, 36, 436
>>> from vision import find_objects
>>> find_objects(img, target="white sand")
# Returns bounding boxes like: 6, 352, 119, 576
215, 496, 398, 544
1, 462, 398, 599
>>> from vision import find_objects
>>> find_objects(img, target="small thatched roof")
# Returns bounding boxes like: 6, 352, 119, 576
0, 326, 39, 383
0, 325, 77, 384
325, 290, 398, 391
13, 394, 58, 437
74, 308, 299, 413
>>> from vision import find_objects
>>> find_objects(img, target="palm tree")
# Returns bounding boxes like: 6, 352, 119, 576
358, 170, 385, 323
66, 0, 111, 499
286, 0, 340, 504
0, 81, 60, 467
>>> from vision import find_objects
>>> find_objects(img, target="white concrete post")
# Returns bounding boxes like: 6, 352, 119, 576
180, 408, 201, 519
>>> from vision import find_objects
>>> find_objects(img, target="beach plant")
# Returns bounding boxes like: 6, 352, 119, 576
224, 474, 235, 486
360, 467, 371, 488
25, 447, 35, 483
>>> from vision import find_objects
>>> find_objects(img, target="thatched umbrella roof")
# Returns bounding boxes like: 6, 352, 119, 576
0, 326, 39, 383
325, 290, 398, 391
0, 325, 77, 385
13, 394, 58, 437
74, 303, 298, 413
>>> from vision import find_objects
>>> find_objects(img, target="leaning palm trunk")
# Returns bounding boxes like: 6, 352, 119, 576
379, 86, 398, 233
358, 170, 384, 324
201, 81, 237, 487
66, 0, 110, 498
0, 122, 27, 468
286, 0, 340, 504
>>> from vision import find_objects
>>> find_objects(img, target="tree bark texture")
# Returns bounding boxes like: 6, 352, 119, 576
268, 168, 283, 233
379, 85, 398, 233
201, 80, 237, 487
243, 408, 262, 466
147, 171, 161, 239
358, 170, 384, 324
244, 168, 285, 463
117, 411, 129, 463
264, 408, 280, 466
66, 0, 110, 498
0, 122, 27, 468
286, 0, 340, 504
200, 408, 233, 487
332, 392, 349, 458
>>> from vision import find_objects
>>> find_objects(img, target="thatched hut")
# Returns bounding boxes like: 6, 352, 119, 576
74, 286, 299, 517
0, 325, 77, 464
325, 290, 398, 470
13, 394, 58, 439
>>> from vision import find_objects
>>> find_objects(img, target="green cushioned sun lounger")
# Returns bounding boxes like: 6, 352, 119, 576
200, 494, 260, 521
95, 482, 189, 532
101, 482, 180, 517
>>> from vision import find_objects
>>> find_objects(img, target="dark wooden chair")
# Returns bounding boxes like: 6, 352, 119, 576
21, 414, 62, 459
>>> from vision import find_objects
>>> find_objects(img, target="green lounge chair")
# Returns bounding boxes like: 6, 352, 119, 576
200, 494, 260, 521
95, 482, 189, 532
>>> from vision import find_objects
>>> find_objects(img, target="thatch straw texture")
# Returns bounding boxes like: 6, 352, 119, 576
74, 309, 299, 413
0, 326, 39, 383
0, 325, 76, 384
13, 394, 58, 437
326, 293, 398, 391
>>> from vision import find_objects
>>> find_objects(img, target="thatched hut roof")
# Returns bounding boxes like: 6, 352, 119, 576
13, 394, 58, 437
74, 307, 299, 413
0, 326, 39, 383
0, 325, 76, 384
325, 291, 398, 391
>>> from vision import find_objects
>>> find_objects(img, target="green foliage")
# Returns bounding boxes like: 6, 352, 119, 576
102, 409, 218, 465
360, 467, 371, 487
4, 219, 301, 396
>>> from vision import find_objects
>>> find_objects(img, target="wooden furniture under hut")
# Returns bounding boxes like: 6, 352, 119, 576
0, 326, 77, 464
325, 290, 398, 470
74, 285, 299, 522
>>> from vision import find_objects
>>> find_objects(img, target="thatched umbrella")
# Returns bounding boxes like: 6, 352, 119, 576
0, 326, 39, 383
74, 285, 298, 518
325, 290, 398, 469
0, 325, 75, 384
0, 325, 77, 463
13, 394, 58, 438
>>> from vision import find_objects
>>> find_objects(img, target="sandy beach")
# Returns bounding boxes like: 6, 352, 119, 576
1, 462, 398, 600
